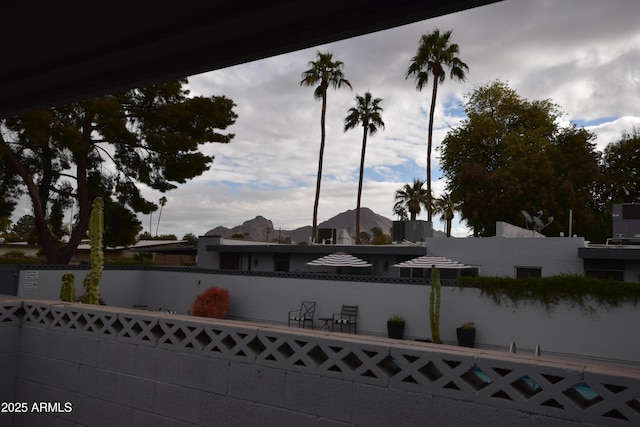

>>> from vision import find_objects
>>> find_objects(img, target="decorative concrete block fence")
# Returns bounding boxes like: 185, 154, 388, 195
0, 297, 639, 426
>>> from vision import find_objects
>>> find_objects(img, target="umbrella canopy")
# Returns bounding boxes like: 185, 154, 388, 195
307, 252, 372, 267
393, 255, 472, 269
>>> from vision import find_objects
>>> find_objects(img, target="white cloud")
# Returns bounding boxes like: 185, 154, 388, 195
10, 0, 640, 240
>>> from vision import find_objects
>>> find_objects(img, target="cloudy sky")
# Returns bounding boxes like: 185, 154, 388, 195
147, 0, 640, 239
15, 0, 640, 240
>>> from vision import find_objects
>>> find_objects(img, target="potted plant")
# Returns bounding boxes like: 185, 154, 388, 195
456, 322, 476, 348
387, 314, 406, 339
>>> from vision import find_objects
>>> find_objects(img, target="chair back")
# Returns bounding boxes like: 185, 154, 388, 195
340, 305, 358, 318
301, 301, 316, 319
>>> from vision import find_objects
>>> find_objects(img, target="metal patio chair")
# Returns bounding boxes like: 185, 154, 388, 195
332, 305, 358, 334
288, 301, 316, 329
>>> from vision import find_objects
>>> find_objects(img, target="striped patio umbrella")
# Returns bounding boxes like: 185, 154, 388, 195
393, 255, 471, 269
306, 252, 372, 267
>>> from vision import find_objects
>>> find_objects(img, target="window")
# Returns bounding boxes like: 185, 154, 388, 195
274, 253, 290, 272
516, 267, 541, 278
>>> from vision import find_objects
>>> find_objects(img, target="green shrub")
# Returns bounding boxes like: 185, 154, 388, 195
459, 274, 640, 313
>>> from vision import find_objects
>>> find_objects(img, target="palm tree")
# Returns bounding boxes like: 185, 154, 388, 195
344, 92, 385, 244
155, 196, 167, 237
300, 51, 352, 243
432, 192, 461, 237
393, 179, 430, 221
406, 29, 468, 223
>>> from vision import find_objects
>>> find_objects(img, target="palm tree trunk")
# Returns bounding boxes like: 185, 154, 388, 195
355, 127, 368, 244
427, 79, 439, 223
312, 91, 328, 243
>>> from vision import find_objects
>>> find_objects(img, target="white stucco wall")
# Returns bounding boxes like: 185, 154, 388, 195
425, 236, 585, 277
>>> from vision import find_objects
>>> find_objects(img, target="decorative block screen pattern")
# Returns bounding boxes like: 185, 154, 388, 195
4, 299, 640, 425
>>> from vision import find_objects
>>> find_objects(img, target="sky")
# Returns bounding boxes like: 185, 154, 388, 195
12, 0, 640, 240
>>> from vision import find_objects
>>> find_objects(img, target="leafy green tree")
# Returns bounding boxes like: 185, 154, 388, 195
370, 226, 392, 245
407, 29, 468, 222
393, 204, 409, 221
300, 51, 352, 242
440, 80, 602, 240
433, 192, 461, 237
602, 127, 640, 204
394, 179, 430, 221
182, 233, 198, 246
344, 92, 385, 244
0, 78, 236, 263
11, 215, 36, 241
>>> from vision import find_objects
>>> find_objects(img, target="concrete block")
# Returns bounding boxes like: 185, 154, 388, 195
200, 393, 255, 427
131, 410, 177, 427
113, 374, 155, 412
429, 396, 533, 427
0, 301, 23, 325
353, 383, 433, 426
116, 312, 162, 346
253, 329, 321, 374
318, 417, 353, 427
44, 358, 80, 392
0, 352, 17, 401
254, 403, 317, 427
20, 326, 66, 359
228, 361, 285, 407
286, 371, 353, 422
135, 346, 181, 383
96, 339, 137, 374
61, 332, 100, 366
17, 353, 48, 383
70, 394, 133, 427
0, 325, 20, 353
12, 380, 78, 426
77, 365, 114, 401
178, 352, 229, 394
153, 382, 202, 425
12, 411, 77, 427
156, 317, 211, 354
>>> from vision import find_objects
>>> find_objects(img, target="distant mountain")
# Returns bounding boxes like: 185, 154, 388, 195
204, 208, 393, 243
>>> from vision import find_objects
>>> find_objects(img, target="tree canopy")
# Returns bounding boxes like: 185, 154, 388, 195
0, 78, 237, 263
394, 179, 430, 221
440, 80, 606, 240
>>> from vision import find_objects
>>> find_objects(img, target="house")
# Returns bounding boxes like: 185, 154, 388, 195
196, 206, 640, 283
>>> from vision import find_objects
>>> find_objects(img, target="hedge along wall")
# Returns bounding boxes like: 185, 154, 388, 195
11, 267, 640, 366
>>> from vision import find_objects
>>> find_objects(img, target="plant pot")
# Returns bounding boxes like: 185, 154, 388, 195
456, 327, 476, 348
387, 321, 405, 339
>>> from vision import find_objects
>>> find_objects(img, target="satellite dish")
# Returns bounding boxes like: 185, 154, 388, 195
522, 208, 554, 232
521, 210, 533, 229
533, 217, 545, 230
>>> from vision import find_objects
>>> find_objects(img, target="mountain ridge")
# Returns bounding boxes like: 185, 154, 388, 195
204, 207, 393, 243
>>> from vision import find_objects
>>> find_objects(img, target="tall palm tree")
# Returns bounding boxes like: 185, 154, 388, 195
155, 196, 167, 237
432, 192, 461, 237
406, 29, 468, 223
344, 92, 385, 244
393, 179, 430, 221
300, 51, 352, 243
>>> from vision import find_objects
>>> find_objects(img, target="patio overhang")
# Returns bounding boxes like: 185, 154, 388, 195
1, 0, 502, 118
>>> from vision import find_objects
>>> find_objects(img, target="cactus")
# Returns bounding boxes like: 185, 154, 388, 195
429, 265, 442, 344
59, 272, 76, 302
82, 197, 104, 305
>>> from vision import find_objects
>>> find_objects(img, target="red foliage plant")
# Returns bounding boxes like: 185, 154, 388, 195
189, 287, 230, 319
